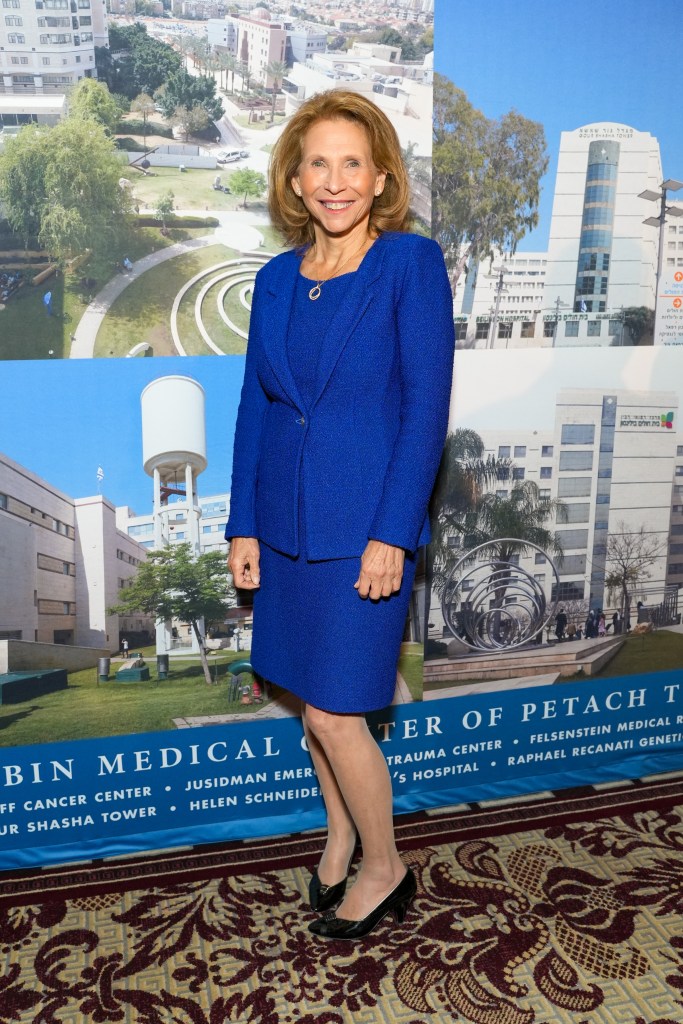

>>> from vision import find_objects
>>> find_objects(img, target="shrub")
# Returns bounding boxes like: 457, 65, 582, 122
116, 119, 172, 138
135, 215, 219, 228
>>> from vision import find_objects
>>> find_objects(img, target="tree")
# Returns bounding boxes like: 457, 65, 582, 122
426, 428, 509, 640
155, 190, 175, 233
110, 544, 233, 687
0, 118, 131, 260
155, 70, 223, 122
605, 522, 667, 620
170, 103, 209, 141
219, 51, 238, 93
131, 91, 155, 151
433, 73, 548, 296
461, 481, 568, 616
102, 24, 183, 99
68, 78, 122, 134
229, 168, 266, 208
622, 306, 655, 345
266, 59, 288, 123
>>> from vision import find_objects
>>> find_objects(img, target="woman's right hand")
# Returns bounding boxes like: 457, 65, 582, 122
228, 537, 261, 589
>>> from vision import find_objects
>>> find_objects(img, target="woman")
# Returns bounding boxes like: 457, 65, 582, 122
226, 91, 454, 941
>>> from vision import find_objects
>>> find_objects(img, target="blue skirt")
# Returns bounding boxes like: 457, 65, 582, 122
250, 502, 416, 713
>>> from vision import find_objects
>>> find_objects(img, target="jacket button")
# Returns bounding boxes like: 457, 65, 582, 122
296, 415, 305, 425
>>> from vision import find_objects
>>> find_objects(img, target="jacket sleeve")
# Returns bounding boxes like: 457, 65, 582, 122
368, 238, 455, 552
224, 275, 270, 541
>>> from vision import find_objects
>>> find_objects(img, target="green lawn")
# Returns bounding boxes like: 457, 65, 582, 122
0, 225, 206, 361
130, 165, 268, 215
95, 231, 285, 358
233, 112, 286, 132
95, 243, 235, 357
565, 630, 683, 681
398, 643, 424, 701
0, 653, 268, 747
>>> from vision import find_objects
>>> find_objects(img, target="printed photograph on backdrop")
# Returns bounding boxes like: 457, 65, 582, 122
0, 356, 425, 749
0, 2, 434, 360
433, 0, 683, 351
424, 345, 683, 698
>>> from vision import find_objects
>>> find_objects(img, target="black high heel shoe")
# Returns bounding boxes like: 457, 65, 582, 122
309, 847, 356, 912
308, 867, 416, 940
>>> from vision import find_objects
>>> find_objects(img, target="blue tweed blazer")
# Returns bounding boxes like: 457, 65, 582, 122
225, 231, 455, 559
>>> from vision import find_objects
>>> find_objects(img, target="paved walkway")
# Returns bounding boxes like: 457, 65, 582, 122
172, 672, 414, 728
69, 210, 269, 358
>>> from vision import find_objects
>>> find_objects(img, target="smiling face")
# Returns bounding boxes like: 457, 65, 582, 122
291, 118, 387, 241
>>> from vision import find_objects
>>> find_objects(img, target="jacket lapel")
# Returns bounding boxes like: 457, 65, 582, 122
259, 234, 388, 413
260, 251, 306, 412
310, 234, 386, 411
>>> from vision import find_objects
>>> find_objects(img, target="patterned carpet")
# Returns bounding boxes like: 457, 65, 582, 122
2, 775, 683, 1023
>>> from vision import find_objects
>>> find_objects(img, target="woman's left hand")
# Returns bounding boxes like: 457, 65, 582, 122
354, 540, 405, 599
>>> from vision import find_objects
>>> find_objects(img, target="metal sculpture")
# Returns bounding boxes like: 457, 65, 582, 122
441, 539, 560, 652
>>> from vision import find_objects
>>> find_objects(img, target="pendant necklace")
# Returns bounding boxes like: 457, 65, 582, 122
307, 237, 370, 301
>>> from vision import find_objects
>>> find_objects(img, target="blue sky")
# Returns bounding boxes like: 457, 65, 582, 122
434, 0, 683, 250
0, 357, 245, 513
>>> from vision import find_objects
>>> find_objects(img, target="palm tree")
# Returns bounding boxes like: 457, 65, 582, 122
265, 59, 288, 122
217, 51, 237, 93
463, 480, 568, 611
425, 428, 509, 641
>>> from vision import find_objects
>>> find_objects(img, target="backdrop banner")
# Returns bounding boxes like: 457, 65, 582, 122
3, 0, 683, 872
2, 671, 683, 868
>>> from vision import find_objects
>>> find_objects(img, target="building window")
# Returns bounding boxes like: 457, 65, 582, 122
512, 467, 525, 480
561, 424, 595, 445
535, 553, 546, 564
565, 321, 579, 338
497, 322, 512, 339
498, 446, 510, 458
475, 321, 489, 341
539, 488, 551, 499
587, 320, 601, 337
540, 466, 552, 479
454, 322, 467, 341
521, 321, 535, 338
559, 554, 587, 575
513, 445, 526, 458
495, 489, 508, 499
551, 581, 586, 602
4, 13, 23, 23
559, 450, 593, 471
558, 477, 592, 497
564, 503, 590, 523
543, 321, 555, 338
541, 445, 554, 457
42, 56, 51, 64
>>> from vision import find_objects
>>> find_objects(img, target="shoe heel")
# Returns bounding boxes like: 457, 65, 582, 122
392, 896, 412, 924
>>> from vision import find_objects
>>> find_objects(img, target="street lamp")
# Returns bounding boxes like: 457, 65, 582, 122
639, 178, 683, 327
484, 264, 511, 348
549, 295, 570, 347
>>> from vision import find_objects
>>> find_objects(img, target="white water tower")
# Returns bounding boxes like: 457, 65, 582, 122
141, 375, 207, 655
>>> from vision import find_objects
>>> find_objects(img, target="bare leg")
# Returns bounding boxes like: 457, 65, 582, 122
305, 704, 405, 921
302, 704, 356, 885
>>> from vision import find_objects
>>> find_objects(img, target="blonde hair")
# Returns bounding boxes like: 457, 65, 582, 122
268, 90, 412, 247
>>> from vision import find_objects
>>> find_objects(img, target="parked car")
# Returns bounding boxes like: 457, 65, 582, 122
216, 148, 250, 163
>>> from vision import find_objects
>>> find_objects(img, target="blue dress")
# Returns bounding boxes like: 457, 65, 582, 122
249, 270, 417, 714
